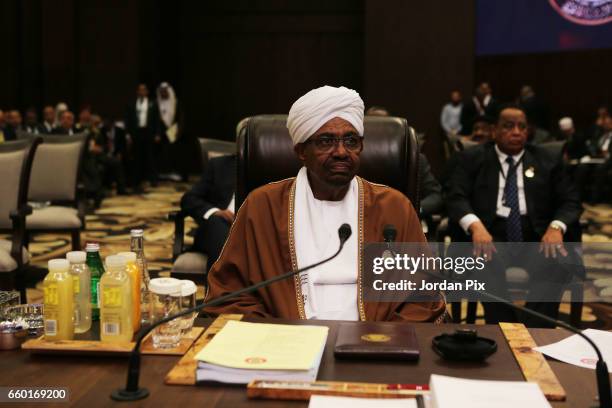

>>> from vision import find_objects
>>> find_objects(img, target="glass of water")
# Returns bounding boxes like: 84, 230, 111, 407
149, 278, 182, 349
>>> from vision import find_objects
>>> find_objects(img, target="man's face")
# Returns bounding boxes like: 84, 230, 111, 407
493, 108, 528, 155
43, 106, 55, 123
7, 110, 22, 127
79, 110, 92, 126
137, 84, 148, 98
295, 117, 362, 188
60, 112, 74, 129
160, 87, 169, 99
471, 121, 492, 143
25, 110, 37, 126
450, 91, 462, 105
0, 111, 5, 127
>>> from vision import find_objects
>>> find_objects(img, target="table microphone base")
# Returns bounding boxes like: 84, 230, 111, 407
111, 387, 150, 401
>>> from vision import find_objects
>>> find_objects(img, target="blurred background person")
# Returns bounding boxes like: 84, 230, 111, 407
440, 90, 463, 143
40, 105, 56, 134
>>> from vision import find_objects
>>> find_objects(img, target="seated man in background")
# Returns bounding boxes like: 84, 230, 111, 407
52, 111, 77, 135
205, 86, 446, 322
180, 154, 236, 272
445, 104, 582, 326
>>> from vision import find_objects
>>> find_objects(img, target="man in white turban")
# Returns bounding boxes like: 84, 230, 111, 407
206, 85, 446, 323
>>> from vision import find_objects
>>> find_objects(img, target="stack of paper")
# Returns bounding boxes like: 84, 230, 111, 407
429, 375, 551, 408
195, 320, 328, 384
533, 328, 612, 372
309, 395, 418, 408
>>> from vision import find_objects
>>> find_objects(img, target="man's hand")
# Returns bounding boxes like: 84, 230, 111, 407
469, 221, 496, 261
213, 209, 235, 223
154, 134, 161, 143
539, 227, 567, 258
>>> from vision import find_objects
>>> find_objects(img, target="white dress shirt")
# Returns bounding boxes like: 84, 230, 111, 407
136, 97, 149, 128
459, 145, 566, 234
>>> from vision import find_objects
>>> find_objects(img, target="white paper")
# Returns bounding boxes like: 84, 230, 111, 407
533, 329, 612, 372
309, 395, 417, 408
429, 374, 551, 408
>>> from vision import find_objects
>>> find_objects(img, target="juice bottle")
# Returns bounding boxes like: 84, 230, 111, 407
86, 242, 105, 321
130, 229, 152, 325
43, 259, 74, 340
99, 255, 133, 343
118, 251, 141, 332
67, 251, 92, 333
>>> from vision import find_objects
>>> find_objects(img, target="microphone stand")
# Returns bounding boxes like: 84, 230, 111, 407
383, 224, 611, 408
111, 224, 352, 401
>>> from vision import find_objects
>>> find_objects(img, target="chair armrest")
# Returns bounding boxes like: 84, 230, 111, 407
169, 210, 186, 261
9, 205, 31, 266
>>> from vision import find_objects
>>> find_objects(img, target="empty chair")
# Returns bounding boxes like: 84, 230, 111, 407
0, 138, 42, 301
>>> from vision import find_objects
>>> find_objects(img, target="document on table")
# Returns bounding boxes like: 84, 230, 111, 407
429, 375, 551, 408
195, 320, 328, 384
533, 328, 612, 372
309, 395, 418, 408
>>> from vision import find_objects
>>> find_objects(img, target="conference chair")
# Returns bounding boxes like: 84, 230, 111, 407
170, 138, 237, 283
197, 137, 236, 173
0, 138, 42, 302
236, 114, 420, 209
18, 133, 88, 251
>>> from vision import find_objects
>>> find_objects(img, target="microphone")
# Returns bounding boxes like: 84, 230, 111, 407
111, 224, 352, 401
383, 224, 611, 408
383, 224, 397, 243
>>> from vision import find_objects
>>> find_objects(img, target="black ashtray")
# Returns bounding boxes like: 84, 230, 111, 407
432, 328, 497, 361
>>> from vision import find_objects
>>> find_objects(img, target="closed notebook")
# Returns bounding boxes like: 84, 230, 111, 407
334, 322, 419, 360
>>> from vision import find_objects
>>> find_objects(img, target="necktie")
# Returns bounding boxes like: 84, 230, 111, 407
504, 156, 522, 242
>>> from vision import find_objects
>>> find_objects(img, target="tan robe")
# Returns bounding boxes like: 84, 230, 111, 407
204, 176, 447, 322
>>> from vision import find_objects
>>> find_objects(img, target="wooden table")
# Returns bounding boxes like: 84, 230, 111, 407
1, 319, 608, 407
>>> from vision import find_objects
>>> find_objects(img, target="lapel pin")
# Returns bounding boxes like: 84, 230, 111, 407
524, 167, 535, 178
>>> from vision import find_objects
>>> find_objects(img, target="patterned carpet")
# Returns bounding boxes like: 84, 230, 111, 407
16, 183, 612, 328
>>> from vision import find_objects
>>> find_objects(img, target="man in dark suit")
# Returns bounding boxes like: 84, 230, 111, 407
446, 104, 582, 326
125, 83, 160, 191
180, 154, 236, 272
459, 82, 499, 136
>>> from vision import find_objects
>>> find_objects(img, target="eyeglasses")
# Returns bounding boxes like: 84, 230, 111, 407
309, 135, 363, 152
500, 121, 528, 132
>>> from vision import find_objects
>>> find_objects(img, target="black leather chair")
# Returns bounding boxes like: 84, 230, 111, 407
236, 114, 420, 209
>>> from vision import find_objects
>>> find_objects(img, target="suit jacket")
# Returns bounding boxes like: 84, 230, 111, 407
459, 97, 499, 135
125, 98, 159, 136
419, 153, 443, 216
51, 126, 78, 135
445, 142, 581, 238
181, 155, 236, 227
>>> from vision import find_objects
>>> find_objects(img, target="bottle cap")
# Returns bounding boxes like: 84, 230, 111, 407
48, 258, 70, 271
117, 251, 137, 262
105, 254, 127, 268
180, 280, 197, 297
85, 242, 100, 251
130, 229, 144, 237
66, 251, 86, 263
149, 278, 181, 295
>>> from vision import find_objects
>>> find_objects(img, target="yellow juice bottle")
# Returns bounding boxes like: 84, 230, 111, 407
118, 251, 141, 332
43, 259, 74, 340
67, 251, 92, 334
99, 255, 133, 343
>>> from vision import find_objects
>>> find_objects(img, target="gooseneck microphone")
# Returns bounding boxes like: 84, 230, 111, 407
111, 224, 352, 401
383, 224, 611, 408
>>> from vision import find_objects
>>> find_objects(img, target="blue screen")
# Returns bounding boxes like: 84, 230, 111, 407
476, 0, 612, 55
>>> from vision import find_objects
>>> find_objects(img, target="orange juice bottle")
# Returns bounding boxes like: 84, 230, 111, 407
43, 259, 74, 340
99, 255, 133, 343
118, 251, 141, 332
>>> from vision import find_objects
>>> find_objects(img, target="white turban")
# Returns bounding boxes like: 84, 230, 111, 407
287, 85, 364, 145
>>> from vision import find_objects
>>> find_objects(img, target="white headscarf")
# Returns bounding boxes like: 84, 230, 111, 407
287, 85, 364, 145
157, 82, 177, 128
